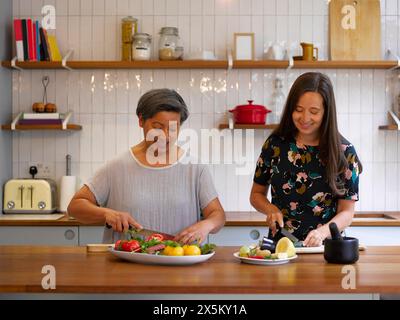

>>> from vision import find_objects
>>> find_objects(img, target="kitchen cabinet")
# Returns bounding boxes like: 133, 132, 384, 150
209, 226, 267, 246
78, 226, 105, 245
0, 226, 78, 245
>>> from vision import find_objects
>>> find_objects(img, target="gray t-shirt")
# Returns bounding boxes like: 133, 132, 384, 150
85, 149, 218, 243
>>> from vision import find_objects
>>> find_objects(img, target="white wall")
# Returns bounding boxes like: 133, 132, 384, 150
10, 0, 400, 212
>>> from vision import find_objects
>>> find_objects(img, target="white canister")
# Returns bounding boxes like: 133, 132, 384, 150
132, 33, 152, 61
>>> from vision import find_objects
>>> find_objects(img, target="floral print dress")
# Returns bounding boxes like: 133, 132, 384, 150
254, 134, 360, 241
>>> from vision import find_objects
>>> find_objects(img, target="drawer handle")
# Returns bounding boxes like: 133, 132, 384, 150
64, 229, 76, 240
249, 229, 260, 240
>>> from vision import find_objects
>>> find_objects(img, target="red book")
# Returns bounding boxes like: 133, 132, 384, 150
13, 19, 24, 61
27, 19, 34, 61
32, 21, 37, 61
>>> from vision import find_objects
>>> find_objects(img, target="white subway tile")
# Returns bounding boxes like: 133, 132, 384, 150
67, 71, 80, 113
68, 16, 80, 59
165, 0, 178, 15
385, 163, 398, 210
385, 131, 398, 162
276, 0, 288, 15
361, 70, 373, 114
30, 131, 44, 162
373, 70, 386, 114
239, 15, 251, 32
79, 71, 93, 113
80, 16, 93, 60
214, 15, 227, 59
55, 132, 68, 162
276, 15, 288, 42
263, 0, 275, 15
301, 0, 313, 15
142, 0, 153, 15
348, 70, 361, 114
92, 114, 104, 162
300, 15, 313, 42
381, 0, 386, 15
203, 0, 215, 15
178, 0, 190, 15
289, 0, 301, 15
313, 0, 328, 15
202, 15, 214, 52
190, 0, 202, 15
92, 71, 104, 114
190, 70, 203, 114
19, 0, 32, 17
92, 16, 105, 60
104, 114, 117, 160
43, 132, 56, 163
359, 114, 373, 163
69, 0, 81, 15
116, 71, 129, 114
13, 0, 20, 16
166, 15, 178, 28
79, 163, 93, 184
31, 0, 43, 16
93, 0, 105, 15
385, 16, 399, 54
201, 70, 215, 114
104, 71, 117, 113
239, 0, 252, 15
251, 0, 263, 16
128, 71, 142, 114
105, 15, 117, 60
56, 0, 68, 15
129, 0, 142, 14
387, 0, 398, 14
105, 0, 117, 15
117, 0, 129, 15
336, 70, 349, 114
154, 0, 166, 15
79, 114, 93, 162
56, 16, 68, 59
372, 113, 386, 162
238, 70, 251, 103
372, 162, 386, 210
263, 15, 276, 44
227, 0, 240, 15
81, 0, 93, 15
116, 115, 129, 154
190, 16, 202, 53
251, 15, 264, 59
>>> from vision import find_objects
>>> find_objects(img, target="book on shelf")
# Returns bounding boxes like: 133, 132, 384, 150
21, 19, 28, 61
13, 19, 24, 61
18, 119, 63, 125
22, 113, 64, 120
47, 35, 62, 62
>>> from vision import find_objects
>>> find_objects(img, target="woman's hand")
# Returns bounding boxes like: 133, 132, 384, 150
303, 228, 327, 247
174, 220, 213, 245
104, 209, 142, 233
265, 204, 284, 237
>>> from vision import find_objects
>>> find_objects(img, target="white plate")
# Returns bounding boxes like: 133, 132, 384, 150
109, 248, 215, 266
233, 252, 298, 265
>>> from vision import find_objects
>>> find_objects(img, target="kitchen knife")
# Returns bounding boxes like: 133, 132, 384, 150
277, 224, 303, 247
105, 223, 175, 240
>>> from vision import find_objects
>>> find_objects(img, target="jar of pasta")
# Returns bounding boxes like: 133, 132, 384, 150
159, 27, 183, 61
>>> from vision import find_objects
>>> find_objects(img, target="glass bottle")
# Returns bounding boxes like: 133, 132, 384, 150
270, 77, 286, 124
159, 27, 183, 61
132, 33, 152, 61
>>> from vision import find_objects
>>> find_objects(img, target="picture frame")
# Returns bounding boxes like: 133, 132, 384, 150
233, 33, 255, 60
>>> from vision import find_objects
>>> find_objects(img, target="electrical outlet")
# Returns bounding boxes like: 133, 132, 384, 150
28, 163, 54, 179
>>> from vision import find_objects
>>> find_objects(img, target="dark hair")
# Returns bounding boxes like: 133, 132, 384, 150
136, 88, 189, 123
272, 72, 362, 196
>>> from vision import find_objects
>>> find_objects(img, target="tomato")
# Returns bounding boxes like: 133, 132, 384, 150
249, 256, 265, 259
122, 240, 141, 252
183, 245, 201, 256
115, 240, 127, 251
146, 233, 164, 242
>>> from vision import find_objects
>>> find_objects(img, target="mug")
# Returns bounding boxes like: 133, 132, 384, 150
300, 42, 318, 61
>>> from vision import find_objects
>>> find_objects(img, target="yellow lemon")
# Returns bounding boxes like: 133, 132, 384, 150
184, 245, 201, 256
170, 246, 184, 256
275, 237, 296, 258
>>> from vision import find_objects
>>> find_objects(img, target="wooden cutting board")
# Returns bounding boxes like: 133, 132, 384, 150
296, 244, 366, 254
330, 0, 381, 60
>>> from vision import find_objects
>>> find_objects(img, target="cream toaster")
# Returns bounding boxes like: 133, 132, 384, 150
3, 179, 58, 214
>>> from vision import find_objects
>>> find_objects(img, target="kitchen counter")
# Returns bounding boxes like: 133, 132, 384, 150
0, 212, 399, 226
0, 245, 399, 299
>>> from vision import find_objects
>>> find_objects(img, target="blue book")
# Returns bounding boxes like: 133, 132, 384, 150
35, 21, 41, 61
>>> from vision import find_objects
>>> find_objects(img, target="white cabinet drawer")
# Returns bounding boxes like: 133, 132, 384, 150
209, 226, 268, 246
0, 227, 79, 245
79, 226, 105, 245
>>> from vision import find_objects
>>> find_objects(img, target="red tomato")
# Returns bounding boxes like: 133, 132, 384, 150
122, 240, 141, 252
250, 256, 265, 259
115, 240, 127, 251
146, 233, 164, 242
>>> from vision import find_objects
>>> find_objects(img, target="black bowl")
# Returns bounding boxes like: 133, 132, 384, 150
324, 237, 359, 264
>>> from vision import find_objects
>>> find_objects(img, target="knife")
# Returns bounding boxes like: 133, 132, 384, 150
105, 223, 175, 241
277, 224, 304, 247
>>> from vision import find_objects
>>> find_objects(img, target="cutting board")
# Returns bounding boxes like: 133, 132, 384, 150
296, 244, 366, 254
330, 0, 381, 60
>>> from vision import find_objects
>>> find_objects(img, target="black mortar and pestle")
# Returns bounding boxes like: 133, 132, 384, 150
324, 222, 359, 264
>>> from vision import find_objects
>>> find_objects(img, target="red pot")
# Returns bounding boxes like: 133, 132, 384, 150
229, 100, 271, 125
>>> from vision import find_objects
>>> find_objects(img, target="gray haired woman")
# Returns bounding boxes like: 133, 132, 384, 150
68, 89, 225, 244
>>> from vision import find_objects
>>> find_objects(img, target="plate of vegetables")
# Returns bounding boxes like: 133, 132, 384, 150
234, 237, 298, 265
109, 233, 217, 266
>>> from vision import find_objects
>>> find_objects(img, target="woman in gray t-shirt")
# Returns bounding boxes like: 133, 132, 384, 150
68, 89, 225, 244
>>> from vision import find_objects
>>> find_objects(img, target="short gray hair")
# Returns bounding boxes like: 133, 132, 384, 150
136, 89, 189, 123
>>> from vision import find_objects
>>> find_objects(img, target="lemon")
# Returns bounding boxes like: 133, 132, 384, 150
275, 237, 296, 258
184, 245, 201, 256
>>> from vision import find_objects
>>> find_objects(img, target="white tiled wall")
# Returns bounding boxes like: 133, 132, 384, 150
10, 0, 400, 212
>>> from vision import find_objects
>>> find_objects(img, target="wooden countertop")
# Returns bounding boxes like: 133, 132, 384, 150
0, 212, 400, 227
1, 245, 400, 294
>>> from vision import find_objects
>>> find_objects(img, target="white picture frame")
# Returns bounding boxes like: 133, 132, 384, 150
233, 33, 255, 61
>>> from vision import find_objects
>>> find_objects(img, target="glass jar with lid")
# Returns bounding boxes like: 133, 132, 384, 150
158, 27, 183, 61
132, 33, 152, 61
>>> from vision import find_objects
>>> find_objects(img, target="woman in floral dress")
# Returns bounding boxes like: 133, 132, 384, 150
250, 72, 362, 247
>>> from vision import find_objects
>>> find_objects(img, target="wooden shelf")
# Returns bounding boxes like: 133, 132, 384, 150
2, 60, 398, 70
379, 124, 399, 130
219, 123, 278, 130
379, 111, 400, 131
1, 124, 82, 131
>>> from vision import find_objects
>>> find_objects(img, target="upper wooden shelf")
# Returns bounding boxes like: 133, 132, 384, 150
1, 124, 82, 131
2, 60, 399, 70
